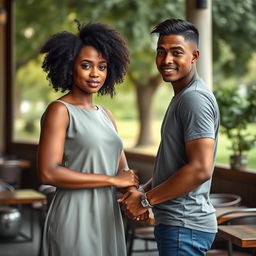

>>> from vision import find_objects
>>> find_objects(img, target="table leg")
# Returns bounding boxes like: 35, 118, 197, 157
228, 240, 233, 256
38, 202, 47, 256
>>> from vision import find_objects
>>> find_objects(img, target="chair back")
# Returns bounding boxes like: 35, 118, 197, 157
224, 215, 256, 225
0, 163, 21, 188
210, 193, 241, 207
39, 185, 56, 210
217, 208, 256, 225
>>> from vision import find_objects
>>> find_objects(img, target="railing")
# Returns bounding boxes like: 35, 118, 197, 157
125, 150, 256, 207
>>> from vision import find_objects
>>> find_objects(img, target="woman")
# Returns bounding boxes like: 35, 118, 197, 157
38, 22, 138, 256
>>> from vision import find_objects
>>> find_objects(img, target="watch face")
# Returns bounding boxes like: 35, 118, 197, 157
141, 198, 148, 208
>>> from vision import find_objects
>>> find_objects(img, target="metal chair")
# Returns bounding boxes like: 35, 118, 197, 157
125, 217, 157, 256
210, 193, 241, 208
217, 208, 256, 256
208, 193, 241, 254
0, 181, 22, 239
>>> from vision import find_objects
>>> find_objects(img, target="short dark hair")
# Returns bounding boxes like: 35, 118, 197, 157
40, 22, 130, 96
151, 18, 199, 46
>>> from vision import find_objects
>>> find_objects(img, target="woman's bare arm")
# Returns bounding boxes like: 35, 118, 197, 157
103, 108, 138, 192
38, 102, 137, 189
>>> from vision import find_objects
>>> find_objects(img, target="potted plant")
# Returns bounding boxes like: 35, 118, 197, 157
214, 85, 256, 170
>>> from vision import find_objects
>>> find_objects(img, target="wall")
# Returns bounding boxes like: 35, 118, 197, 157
211, 165, 256, 207
125, 151, 256, 207
0, 0, 6, 155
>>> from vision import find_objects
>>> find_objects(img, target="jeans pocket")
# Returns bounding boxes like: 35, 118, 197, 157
192, 229, 216, 253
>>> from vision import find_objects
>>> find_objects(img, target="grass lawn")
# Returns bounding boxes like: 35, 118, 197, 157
116, 119, 256, 170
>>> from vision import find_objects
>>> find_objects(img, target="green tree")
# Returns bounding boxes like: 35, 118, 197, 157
15, 0, 256, 146
85, 0, 185, 145
15, 0, 185, 146
212, 0, 256, 80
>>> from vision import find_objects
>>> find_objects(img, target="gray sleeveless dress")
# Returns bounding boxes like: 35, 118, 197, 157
41, 100, 127, 256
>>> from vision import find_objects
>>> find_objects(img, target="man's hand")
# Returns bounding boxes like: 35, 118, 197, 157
118, 190, 148, 219
134, 211, 150, 221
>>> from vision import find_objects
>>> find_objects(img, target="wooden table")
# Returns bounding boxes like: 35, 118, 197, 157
0, 189, 46, 205
218, 225, 256, 248
0, 189, 46, 243
0, 159, 31, 168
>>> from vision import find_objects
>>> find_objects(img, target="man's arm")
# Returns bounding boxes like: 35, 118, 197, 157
120, 137, 215, 217
139, 178, 152, 193
147, 137, 214, 204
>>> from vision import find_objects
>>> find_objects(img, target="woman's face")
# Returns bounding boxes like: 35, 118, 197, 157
72, 46, 107, 94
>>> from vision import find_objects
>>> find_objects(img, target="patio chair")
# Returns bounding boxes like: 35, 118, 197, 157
125, 217, 157, 256
210, 193, 241, 208
0, 162, 22, 189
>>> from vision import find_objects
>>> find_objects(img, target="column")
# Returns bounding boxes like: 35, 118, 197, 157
0, 1, 6, 154
186, 0, 212, 89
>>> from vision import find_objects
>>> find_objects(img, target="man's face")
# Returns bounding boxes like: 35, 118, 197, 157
156, 34, 198, 84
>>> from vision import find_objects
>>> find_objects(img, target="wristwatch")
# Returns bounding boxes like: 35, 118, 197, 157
141, 193, 153, 208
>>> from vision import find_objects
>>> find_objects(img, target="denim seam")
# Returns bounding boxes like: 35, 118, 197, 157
178, 226, 182, 255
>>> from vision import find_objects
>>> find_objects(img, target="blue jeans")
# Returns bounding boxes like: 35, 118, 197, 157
154, 224, 216, 256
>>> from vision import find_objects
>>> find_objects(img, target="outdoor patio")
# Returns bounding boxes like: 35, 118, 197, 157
0, 206, 159, 256
1, 0, 256, 255
0, 206, 252, 256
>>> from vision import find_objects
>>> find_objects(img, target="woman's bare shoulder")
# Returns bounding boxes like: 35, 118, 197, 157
42, 101, 69, 125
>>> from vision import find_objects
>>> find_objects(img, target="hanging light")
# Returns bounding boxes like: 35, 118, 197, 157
196, 0, 208, 9
0, 8, 7, 25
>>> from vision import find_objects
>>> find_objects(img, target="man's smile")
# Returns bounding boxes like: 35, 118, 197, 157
160, 65, 178, 74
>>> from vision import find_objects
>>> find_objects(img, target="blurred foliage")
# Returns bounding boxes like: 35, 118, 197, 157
15, 0, 185, 81
15, 0, 256, 80
13, 0, 256, 153
212, 0, 256, 79
214, 85, 256, 156
14, 0, 185, 143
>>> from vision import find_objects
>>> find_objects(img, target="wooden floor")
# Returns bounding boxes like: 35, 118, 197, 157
0, 206, 252, 256
0, 206, 158, 256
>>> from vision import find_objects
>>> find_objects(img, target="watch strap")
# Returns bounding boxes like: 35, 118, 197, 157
141, 192, 153, 208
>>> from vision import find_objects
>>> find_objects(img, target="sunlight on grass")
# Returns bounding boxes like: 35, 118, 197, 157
116, 120, 256, 170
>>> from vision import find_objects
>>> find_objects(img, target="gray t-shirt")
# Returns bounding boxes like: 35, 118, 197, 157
152, 78, 220, 233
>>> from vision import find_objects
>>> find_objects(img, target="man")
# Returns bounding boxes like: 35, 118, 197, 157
118, 19, 220, 255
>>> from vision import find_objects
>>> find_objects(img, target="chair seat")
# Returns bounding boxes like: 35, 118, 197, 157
134, 226, 155, 240
125, 219, 157, 256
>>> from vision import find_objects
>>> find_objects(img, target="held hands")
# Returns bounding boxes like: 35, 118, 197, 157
112, 169, 139, 188
118, 190, 149, 220
113, 170, 149, 221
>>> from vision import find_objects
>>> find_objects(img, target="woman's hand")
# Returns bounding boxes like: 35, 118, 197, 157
111, 169, 139, 188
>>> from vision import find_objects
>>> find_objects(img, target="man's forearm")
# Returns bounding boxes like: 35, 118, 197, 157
146, 164, 211, 206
